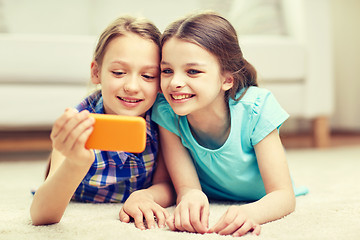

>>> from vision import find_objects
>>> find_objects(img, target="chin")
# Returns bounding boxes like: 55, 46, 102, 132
172, 108, 189, 117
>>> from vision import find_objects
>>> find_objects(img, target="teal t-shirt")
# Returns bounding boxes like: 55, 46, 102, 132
152, 87, 308, 201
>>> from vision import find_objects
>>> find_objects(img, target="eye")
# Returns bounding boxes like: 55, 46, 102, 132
142, 74, 156, 80
112, 71, 125, 77
161, 68, 173, 74
187, 69, 202, 75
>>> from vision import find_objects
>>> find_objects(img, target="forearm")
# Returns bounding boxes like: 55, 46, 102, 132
30, 160, 91, 225
250, 130, 297, 224
239, 189, 295, 225
143, 181, 176, 208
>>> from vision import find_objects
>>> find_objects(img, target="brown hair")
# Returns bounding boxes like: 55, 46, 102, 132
161, 11, 257, 101
94, 16, 161, 67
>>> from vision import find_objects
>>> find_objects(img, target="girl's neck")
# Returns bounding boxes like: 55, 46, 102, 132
187, 100, 231, 149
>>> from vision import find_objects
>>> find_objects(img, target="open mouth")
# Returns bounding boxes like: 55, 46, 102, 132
117, 96, 143, 103
171, 94, 195, 100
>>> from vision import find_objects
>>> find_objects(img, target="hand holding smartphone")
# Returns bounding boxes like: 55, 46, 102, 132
85, 113, 146, 153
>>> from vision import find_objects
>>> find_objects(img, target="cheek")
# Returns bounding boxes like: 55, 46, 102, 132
143, 81, 160, 97
102, 77, 121, 90
160, 78, 168, 91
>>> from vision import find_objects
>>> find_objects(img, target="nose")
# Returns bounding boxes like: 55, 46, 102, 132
169, 73, 185, 90
123, 75, 140, 93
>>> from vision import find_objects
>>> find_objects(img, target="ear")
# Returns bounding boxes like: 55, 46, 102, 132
221, 72, 234, 91
91, 61, 101, 84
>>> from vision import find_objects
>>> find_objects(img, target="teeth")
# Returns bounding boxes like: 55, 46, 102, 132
125, 99, 139, 103
172, 94, 193, 100
119, 97, 141, 103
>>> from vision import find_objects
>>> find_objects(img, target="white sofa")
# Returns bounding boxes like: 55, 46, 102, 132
241, 0, 334, 147
0, 0, 333, 146
0, 34, 95, 128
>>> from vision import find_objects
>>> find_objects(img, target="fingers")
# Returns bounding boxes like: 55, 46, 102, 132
209, 208, 261, 237
119, 208, 130, 223
166, 214, 176, 231
232, 222, 261, 237
170, 205, 209, 234
200, 204, 210, 230
154, 207, 169, 229
252, 224, 261, 236
172, 207, 183, 231
132, 209, 147, 230
189, 206, 208, 233
121, 205, 169, 230
141, 205, 169, 229
51, 109, 94, 153
226, 219, 251, 237
209, 219, 226, 234
51, 108, 78, 140
176, 206, 190, 232
167, 190, 210, 234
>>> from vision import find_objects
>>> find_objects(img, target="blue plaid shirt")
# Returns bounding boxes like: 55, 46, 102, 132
72, 90, 159, 203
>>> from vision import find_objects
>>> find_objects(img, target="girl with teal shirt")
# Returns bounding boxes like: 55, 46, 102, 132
152, 12, 308, 237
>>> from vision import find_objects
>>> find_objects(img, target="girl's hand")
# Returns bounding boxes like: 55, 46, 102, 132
209, 205, 261, 237
167, 189, 209, 234
119, 190, 169, 230
50, 108, 95, 166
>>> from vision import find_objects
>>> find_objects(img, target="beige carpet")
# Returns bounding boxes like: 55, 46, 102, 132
1, 146, 360, 240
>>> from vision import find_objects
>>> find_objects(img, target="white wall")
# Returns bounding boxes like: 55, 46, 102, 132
1, 0, 359, 131
1, 0, 202, 35
331, 0, 360, 131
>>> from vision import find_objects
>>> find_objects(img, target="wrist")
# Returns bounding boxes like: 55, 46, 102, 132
132, 189, 156, 201
177, 188, 204, 204
63, 156, 93, 174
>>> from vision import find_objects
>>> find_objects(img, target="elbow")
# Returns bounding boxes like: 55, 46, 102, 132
287, 192, 296, 215
277, 189, 296, 218
30, 204, 61, 226
31, 219, 59, 227
31, 213, 61, 226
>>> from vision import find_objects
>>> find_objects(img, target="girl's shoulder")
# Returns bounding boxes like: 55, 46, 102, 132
233, 86, 271, 104
152, 93, 176, 118
232, 87, 289, 146
151, 93, 180, 135
231, 87, 276, 114
75, 90, 104, 113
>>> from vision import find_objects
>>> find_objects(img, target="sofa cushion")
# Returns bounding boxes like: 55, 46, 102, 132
240, 35, 305, 82
0, 34, 96, 84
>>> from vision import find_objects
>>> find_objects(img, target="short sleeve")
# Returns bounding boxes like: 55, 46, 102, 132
151, 94, 181, 137
248, 88, 289, 146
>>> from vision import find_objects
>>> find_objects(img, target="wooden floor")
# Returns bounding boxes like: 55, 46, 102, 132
280, 131, 360, 149
1, 130, 360, 153
0, 130, 52, 152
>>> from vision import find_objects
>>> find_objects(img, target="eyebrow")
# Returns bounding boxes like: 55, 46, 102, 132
160, 61, 206, 67
111, 60, 159, 70
111, 60, 129, 66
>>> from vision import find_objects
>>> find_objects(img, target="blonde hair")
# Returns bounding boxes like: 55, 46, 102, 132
94, 16, 161, 67
161, 12, 257, 101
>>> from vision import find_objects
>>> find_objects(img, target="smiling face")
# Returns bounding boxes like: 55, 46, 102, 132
160, 37, 233, 116
91, 33, 160, 117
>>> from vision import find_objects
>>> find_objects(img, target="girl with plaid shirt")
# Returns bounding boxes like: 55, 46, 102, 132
30, 16, 175, 229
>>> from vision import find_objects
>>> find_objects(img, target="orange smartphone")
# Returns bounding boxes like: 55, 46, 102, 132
85, 113, 146, 153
